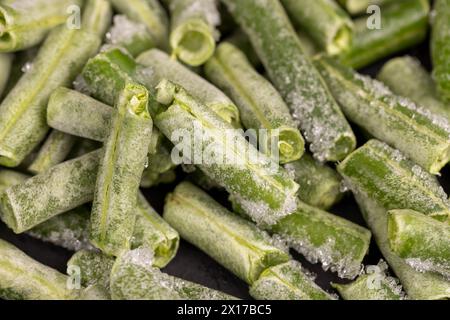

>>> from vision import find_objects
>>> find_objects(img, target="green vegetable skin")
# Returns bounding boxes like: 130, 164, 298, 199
271, 201, 371, 279
204, 42, 305, 164
0, 239, 77, 300
27, 130, 78, 174
315, 56, 450, 175
285, 153, 342, 210
164, 182, 290, 284
82, 47, 241, 128
338, 140, 450, 299
0, 169, 92, 251
110, 248, 237, 300
155, 80, 299, 226
432, 0, 450, 102
0, 0, 110, 167
337, 0, 396, 15
90, 84, 153, 257
388, 209, 450, 278
167, 0, 220, 66
281, 0, 353, 55
0, 53, 12, 97
339, 0, 429, 69
333, 262, 404, 300
0, 150, 101, 233
106, 15, 154, 57
250, 261, 335, 300
0, 0, 82, 52
377, 56, 450, 119
109, 0, 169, 50
67, 250, 115, 289
222, 0, 356, 162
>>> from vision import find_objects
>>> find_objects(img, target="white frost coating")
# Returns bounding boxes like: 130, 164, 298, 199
363, 260, 407, 299
21, 62, 33, 73
107, 15, 147, 45
171, 0, 221, 28
280, 234, 363, 279
28, 228, 94, 252
405, 258, 450, 280
121, 247, 154, 270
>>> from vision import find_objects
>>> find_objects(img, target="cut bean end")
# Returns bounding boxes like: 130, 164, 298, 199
170, 19, 216, 67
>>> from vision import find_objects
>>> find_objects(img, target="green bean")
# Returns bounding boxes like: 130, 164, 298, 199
109, 0, 169, 50
167, 0, 220, 66
0, 169, 28, 191
140, 142, 177, 188
271, 201, 371, 279
0, 0, 82, 52
315, 56, 450, 174
133, 192, 180, 268
332, 261, 405, 300
222, 0, 356, 162
90, 83, 153, 257
285, 153, 342, 210
0, 53, 12, 97
337, 0, 396, 15
47, 87, 113, 142
27, 131, 78, 174
339, 0, 429, 69
281, 0, 353, 55
337, 140, 450, 222
431, 0, 450, 102
155, 80, 299, 226
106, 15, 154, 57
338, 140, 450, 299
79, 284, 110, 300
110, 247, 237, 300
0, 150, 101, 233
204, 42, 305, 164
0, 239, 77, 300
377, 56, 450, 118
137, 48, 241, 127
250, 261, 335, 300
82, 0, 112, 37
67, 250, 115, 289
0, 1, 109, 167
164, 182, 290, 284
388, 209, 450, 278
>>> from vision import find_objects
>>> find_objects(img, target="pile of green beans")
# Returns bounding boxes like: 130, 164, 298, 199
0, 0, 448, 301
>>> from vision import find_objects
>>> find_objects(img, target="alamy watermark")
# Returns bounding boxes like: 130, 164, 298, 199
366, 5, 382, 30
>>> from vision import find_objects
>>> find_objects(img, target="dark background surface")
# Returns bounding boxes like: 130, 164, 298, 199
0, 24, 447, 300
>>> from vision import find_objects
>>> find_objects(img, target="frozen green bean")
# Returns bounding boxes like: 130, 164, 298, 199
339, 0, 429, 69
106, 15, 154, 57
133, 192, 179, 268
27, 131, 78, 174
250, 261, 334, 300
281, 0, 353, 55
155, 80, 299, 226
337, 0, 396, 15
315, 56, 450, 174
67, 250, 115, 289
271, 201, 371, 279
222, 0, 356, 162
0, 239, 77, 300
164, 182, 290, 284
332, 261, 405, 300
388, 209, 450, 278
0, 150, 101, 233
377, 56, 450, 118
137, 48, 241, 127
140, 142, 177, 188
90, 83, 153, 257
109, 0, 169, 50
47, 87, 113, 142
285, 153, 342, 210
204, 42, 305, 164
431, 0, 450, 102
0, 53, 12, 97
0, 0, 82, 52
167, 0, 220, 66
337, 140, 450, 222
110, 248, 237, 300
0, 1, 109, 167
338, 140, 450, 300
